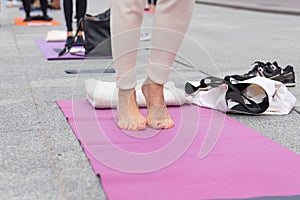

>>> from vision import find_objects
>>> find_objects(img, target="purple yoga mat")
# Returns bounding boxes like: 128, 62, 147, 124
35, 39, 84, 60
35, 40, 111, 60
57, 99, 300, 199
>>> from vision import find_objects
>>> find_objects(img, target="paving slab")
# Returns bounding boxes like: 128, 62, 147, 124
196, 0, 300, 15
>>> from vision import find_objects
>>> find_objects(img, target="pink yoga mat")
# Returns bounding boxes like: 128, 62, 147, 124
57, 99, 300, 199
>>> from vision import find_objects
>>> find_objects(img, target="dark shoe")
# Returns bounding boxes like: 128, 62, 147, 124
73, 35, 84, 46
243, 61, 267, 77
269, 62, 296, 87
243, 61, 285, 83
244, 61, 296, 87
23, 16, 31, 22
65, 36, 74, 47
282, 65, 296, 87
42, 15, 53, 21
264, 61, 285, 83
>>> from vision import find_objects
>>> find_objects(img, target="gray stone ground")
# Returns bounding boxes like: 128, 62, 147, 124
196, 0, 300, 15
0, 0, 299, 199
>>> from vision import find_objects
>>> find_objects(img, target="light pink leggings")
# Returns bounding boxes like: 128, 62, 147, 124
111, 0, 195, 89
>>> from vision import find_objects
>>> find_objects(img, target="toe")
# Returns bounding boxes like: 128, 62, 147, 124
161, 119, 174, 129
129, 123, 137, 131
148, 120, 163, 130
137, 123, 146, 130
167, 119, 174, 129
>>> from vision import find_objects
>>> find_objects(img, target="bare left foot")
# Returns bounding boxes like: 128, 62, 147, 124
117, 88, 147, 131
142, 78, 174, 129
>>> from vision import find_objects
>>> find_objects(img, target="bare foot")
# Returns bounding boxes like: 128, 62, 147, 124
117, 88, 147, 131
142, 78, 174, 129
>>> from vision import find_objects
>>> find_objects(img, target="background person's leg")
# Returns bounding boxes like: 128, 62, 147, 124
147, 0, 151, 9
149, 0, 156, 13
74, 0, 87, 45
21, 0, 31, 21
63, 0, 73, 32
75, 0, 87, 27
40, 0, 52, 20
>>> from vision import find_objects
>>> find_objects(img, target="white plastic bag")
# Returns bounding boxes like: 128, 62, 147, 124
188, 76, 296, 115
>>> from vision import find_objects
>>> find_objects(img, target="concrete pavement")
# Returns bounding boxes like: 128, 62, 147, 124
0, 0, 300, 199
196, 0, 300, 16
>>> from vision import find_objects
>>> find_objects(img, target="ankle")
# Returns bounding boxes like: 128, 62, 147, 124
118, 88, 136, 100
143, 77, 162, 86
78, 31, 83, 36
67, 31, 73, 37
144, 78, 164, 93
142, 79, 165, 107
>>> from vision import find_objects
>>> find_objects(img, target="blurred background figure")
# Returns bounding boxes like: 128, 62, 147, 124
63, 0, 87, 46
21, 0, 53, 21
145, 0, 156, 13
5, 0, 22, 7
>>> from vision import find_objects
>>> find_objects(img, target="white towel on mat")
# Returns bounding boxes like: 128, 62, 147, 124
85, 79, 191, 109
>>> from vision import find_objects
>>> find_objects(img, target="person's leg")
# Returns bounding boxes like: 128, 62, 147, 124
75, 0, 87, 22
63, 0, 73, 45
142, 0, 195, 129
21, 0, 31, 21
145, 0, 152, 11
149, 0, 156, 13
40, 0, 52, 20
74, 0, 87, 44
63, 0, 73, 33
111, 0, 147, 130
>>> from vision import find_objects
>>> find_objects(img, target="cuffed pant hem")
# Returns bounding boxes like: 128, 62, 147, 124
116, 68, 137, 90
146, 61, 170, 85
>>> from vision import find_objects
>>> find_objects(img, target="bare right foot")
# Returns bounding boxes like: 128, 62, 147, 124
142, 78, 174, 129
117, 88, 147, 131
